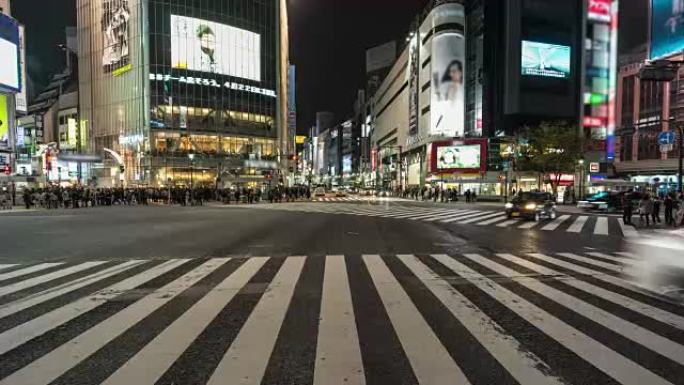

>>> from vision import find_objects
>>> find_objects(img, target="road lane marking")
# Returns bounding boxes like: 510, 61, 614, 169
101, 258, 267, 385
496, 219, 521, 228
433, 254, 672, 385
313, 256, 364, 385
207, 257, 305, 385
594, 217, 609, 235
541, 215, 571, 231
0, 258, 229, 385
0, 261, 108, 298
0, 263, 64, 283
498, 253, 684, 331
0, 261, 145, 319
0, 259, 190, 355
397, 255, 564, 385
363, 254, 470, 385
618, 221, 640, 238
457, 212, 503, 224
477, 215, 508, 226
567, 216, 589, 233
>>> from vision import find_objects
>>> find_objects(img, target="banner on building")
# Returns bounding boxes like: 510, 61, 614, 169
102, 0, 130, 73
430, 32, 465, 138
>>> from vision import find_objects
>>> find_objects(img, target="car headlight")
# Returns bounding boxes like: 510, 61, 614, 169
505, 203, 513, 209
524, 203, 537, 210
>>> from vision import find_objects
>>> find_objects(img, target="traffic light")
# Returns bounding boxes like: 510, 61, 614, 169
2, 165, 10, 176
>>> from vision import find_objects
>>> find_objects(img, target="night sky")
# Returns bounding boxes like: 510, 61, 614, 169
12, 0, 648, 132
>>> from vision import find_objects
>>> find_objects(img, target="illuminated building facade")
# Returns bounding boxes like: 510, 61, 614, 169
77, 0, 288, 187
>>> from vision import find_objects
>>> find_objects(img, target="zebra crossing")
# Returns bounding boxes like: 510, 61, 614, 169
236, 202, 642, 237
0, 251, 682, 384
311, 196, 406, 202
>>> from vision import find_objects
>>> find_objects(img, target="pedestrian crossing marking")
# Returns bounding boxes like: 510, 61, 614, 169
0, 259, 189, 356
100, 258, 268, 385
541, 215, 571, 231
396, 254, 565, 385
314, 255, 364, 385
0, 265, 18, 272
496, 219, 520, 228
0, 262, 64, 282
0, 261, 107, 298
464, 254, 684, 367
618, 220, 640, 238
234, 203, 653, 238
595, 217, 609, 235
0, 259, 228, 385
497, 253, 684, 330
364, 255, 470, 384
449, 254, 672, 385
0, 252, 682, 384
557, 252, 626, 274
517, 219, 540, 229
566, 216, 588, 233
205, 257, 305, 385
476, 214, 508, 226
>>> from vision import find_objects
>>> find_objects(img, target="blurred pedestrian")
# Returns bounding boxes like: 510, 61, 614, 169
622, 193, 632, 225
638, 194, 653, 227
665, 193, 675, 226
652, 195, 662, 225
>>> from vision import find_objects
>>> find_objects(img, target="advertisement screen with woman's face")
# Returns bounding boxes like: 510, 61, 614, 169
431, 32, 465, 138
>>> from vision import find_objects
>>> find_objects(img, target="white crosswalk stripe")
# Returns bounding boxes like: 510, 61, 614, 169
566, 216, 588, 233
222, 203, 652, 237
0, 252, 682, 384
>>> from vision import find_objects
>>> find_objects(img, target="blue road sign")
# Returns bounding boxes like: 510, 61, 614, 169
658, 131, 676, 145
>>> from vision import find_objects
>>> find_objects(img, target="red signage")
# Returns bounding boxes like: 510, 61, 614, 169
2, 165, 10, 176
430, 139, 487, 174
583, 116, 606, 128
371, 149, 377, 172
588, 0, 611, 22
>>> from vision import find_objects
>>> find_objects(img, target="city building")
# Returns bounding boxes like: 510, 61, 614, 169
76, 0, 289, 187
15, 28, 79, 184
0, 8, 20, 183
370, 0, 618, 198
615, 0, 684, 193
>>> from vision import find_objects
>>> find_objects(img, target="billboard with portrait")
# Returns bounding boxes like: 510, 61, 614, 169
430, 32, 465, 138
171, 15, 261, 82
101, 0, 130, 73
436, 144, 481, 170
0, 13, 20, 92
651, 0, 684, 59
521, 41, 571, 79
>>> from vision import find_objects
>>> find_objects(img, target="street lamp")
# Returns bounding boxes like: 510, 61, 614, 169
188, 153, 195, 204
577, 159, 585, 200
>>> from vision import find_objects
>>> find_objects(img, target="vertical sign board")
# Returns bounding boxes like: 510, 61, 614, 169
15, 24, 26, 113
430, 3, 466, 138
0, 94, 8, 149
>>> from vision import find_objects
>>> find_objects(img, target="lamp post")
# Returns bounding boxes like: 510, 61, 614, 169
188, 153, 195, 204
578, 159, 585, 201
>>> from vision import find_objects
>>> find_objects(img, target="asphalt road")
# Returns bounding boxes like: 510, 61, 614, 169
0, 199, 683, 385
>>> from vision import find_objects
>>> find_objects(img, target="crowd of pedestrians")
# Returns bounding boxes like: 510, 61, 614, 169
15, 185, 313, 210
623, 191, 684, 227
399, 186, 478, 203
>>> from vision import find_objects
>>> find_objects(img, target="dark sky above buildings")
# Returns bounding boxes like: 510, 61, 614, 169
13, 0, 648, 131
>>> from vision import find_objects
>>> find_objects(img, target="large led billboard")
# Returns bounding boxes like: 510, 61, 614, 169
430, 32, 465, 138
436, 144, 481, 170
651, 0, 684, 59
521, 41, 571, 79
0, 13, 20, 92
171, 15, 261, 82
101, 0, 130, 73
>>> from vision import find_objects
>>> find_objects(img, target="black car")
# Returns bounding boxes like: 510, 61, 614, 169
505, 192, 557, 221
